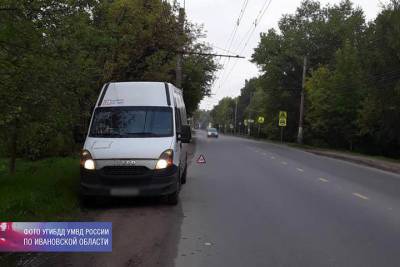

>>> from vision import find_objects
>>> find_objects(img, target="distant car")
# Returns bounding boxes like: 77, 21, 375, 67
207, 128, 219, 138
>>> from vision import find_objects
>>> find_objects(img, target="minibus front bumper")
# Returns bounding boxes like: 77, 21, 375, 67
80, 165, 179, 197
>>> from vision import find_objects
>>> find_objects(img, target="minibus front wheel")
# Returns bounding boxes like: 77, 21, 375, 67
165, 175, 181, 205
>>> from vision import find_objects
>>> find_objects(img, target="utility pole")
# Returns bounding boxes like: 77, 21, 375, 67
248, 92, 254, 136
176, 7, 185, 88
297, 56, 307, 144
234, 98, 238, 135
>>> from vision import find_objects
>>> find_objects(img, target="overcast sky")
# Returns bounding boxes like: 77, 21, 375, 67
184, 0, 388, 110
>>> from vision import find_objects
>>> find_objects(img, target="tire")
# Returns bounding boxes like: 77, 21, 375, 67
165, 174, 180, 205
166, 191, 179, 205
181, 162, 188, 185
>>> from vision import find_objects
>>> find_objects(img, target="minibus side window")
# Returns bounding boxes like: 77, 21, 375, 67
175, 108, 182, 133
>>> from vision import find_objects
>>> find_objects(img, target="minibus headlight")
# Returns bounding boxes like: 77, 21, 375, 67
155, 149, 173, 169
84, 159, 95, 170
80, 150, 95, 170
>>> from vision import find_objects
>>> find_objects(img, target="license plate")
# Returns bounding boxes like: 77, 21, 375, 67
110, 188, 139, 196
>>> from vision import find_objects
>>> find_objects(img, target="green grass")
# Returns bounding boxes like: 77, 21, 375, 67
0, 157, 81, 221
287, 143, 400, 164
233, 134, 400, 164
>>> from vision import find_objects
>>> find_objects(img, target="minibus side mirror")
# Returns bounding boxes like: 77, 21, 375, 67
178, 125, 191, 143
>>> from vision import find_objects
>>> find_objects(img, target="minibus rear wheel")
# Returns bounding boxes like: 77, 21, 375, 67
181, 163, 187, 185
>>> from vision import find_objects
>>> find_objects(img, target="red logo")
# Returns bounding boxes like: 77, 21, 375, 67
196, 155, 206, 164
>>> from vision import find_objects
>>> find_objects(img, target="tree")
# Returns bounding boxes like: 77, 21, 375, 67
357, 1, 400, 155
0, 0, 218, 173
209, 0, 400, 157
251, 0, 366, 142
182, 44, 218, 115
306, 41, 364, 149
210, 97, 236, 132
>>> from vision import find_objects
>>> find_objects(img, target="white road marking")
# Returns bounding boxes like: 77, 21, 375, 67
262, 152, 267, 156
353, 192, 369, 200
281, 161, 288, 165
318, 178, 329, 183
270, 156, 275, 160
296, 168, 304, 172
204, 242, 212, 246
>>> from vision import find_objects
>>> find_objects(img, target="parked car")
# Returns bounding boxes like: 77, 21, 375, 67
80, 82, 191, 205
207, 128, 219, 138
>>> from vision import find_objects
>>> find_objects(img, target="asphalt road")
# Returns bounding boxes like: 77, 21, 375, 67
175, 130, 400, 267
36, 130, 400, 267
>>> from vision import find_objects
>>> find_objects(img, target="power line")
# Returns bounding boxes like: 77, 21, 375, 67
177, 50, 245, 58
217, 0, 250, 74
210, 0, 251, 98
225, 0, 250, 55
232, 0, 272, 55
220, 0, 273, 89
210, 44, 233, 53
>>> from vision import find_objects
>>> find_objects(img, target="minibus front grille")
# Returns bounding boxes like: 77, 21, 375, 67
101, 166, 150, 176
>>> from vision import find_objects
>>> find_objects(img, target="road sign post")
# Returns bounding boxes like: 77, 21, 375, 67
278, 111, 287, 143
257, 116, 265, 138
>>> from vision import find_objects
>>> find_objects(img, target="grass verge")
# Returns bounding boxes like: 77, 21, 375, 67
0, 157, 81, 221
287, 143, 400, 164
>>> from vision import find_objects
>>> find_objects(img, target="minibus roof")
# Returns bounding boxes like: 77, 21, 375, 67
98, 82, 172, 107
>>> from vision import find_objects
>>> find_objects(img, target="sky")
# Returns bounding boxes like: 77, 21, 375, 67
183, 0, 388, 110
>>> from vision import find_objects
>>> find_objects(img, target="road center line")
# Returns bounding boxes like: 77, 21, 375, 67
318, 178, 329, 183
353, 192, 369, 200
296, 168, 304, 172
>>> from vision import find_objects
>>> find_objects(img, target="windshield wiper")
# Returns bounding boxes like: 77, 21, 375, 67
123, 132, 162, 137
92, 133, 124, 137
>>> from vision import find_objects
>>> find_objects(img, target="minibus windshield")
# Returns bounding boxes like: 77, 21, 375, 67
89, 106, 173, 138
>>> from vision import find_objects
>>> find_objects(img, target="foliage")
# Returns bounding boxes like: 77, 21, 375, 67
0, 0, 218, 171
210, 0, 400, 157
306, 41, 365, 149
210, 97, 236, 132
192, 109, 211, 129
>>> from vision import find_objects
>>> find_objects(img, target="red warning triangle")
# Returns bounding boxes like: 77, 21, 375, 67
196, 154, 206, 164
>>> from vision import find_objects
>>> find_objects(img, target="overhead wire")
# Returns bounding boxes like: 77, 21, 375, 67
219, 0, 273, 92
206, 0, 251, 104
